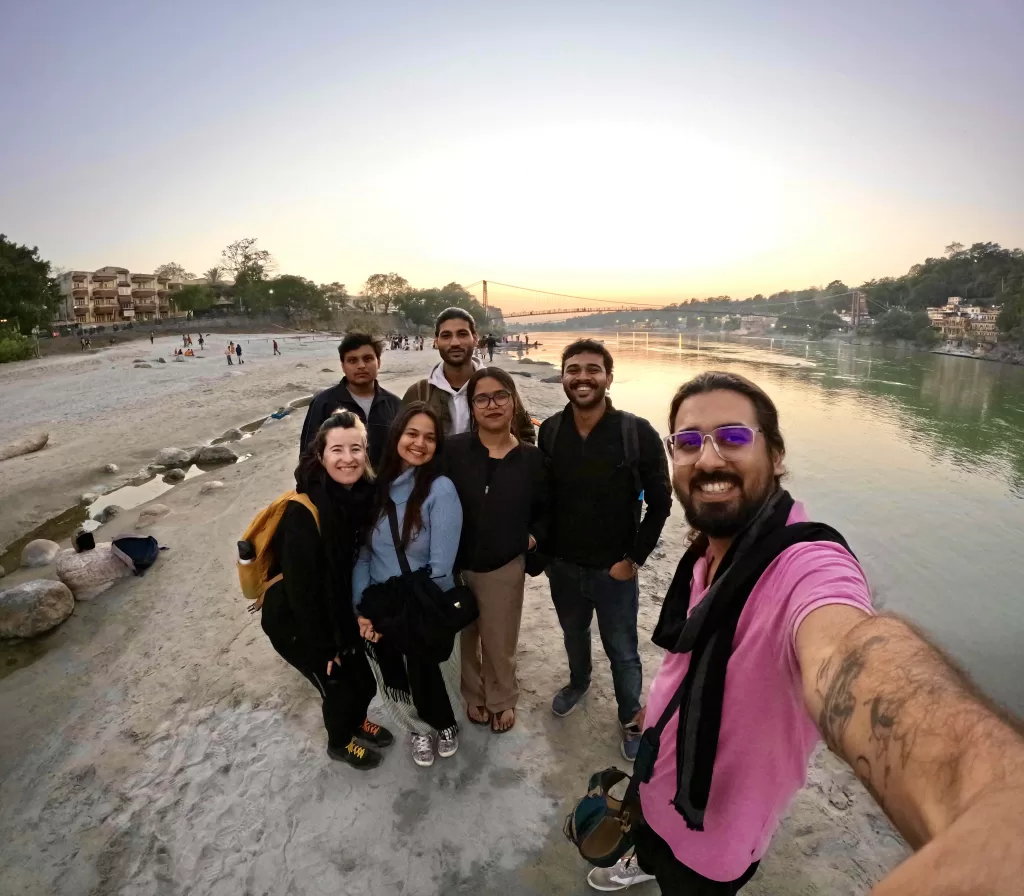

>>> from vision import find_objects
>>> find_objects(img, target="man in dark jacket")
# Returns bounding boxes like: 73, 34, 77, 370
300, 332, 401, 468
538, 338, 671, 761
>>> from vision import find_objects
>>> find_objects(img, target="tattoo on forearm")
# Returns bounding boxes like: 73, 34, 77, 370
816, 634, 887, 753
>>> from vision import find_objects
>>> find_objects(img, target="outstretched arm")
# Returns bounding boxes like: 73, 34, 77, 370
797, 607, 1024, 894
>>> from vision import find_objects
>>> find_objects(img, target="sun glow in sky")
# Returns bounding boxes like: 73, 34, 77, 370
2, 0, 1022, 305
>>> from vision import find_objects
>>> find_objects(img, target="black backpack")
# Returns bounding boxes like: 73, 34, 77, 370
540, 410, 644, 527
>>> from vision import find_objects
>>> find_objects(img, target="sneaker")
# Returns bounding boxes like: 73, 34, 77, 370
327, 737, 383, 770
356, 718, 395, 749
552, 682, 591, 717
587, 855, 656, 891
437, 725, 459, 759
411, 732, 435, 767
620, 721, 642, 762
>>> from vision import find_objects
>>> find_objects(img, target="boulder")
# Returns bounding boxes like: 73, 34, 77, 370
518, 357, 537, 364
56, 544, 132, 601
134, 363, 153, 369
195, 445, 238, 465
94, 505, 122, 524
155, 357, 166, 364
80, 492, 99, 505
154, 447, 193, 468
284, 381, 312, 391
102, 463, 119, 474
0, 432, 49, 462
294, 363, 308, 368
220, 428, 244, 441
136, 504, 171, 528
509, 370, 532, 378
0, 564, 5, 579
0, 580, 75, 638
288, 395, 314, 409
320, 367, 334, 373
162, 468, 186, 483
200, 480, 225, 495
132, 358, 145, 364
21, 539, 60, 568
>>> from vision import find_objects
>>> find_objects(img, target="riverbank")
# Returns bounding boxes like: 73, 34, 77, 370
0, 337, 908, 895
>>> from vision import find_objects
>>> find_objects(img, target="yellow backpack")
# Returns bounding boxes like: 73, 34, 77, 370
238, 491, 320, 611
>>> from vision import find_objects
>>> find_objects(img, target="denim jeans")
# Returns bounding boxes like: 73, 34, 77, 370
547, 558, 642, 725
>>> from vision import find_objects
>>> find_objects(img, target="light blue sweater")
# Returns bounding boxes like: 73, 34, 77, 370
352, 469, 463, 610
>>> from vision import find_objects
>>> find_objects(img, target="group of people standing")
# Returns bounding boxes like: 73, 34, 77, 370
257, 306, 1024, 895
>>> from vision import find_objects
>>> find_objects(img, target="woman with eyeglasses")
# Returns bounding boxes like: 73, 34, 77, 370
260, 412, 394, 770
443, 368, 547, 733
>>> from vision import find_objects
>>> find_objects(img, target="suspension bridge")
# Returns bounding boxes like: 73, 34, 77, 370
461, 279, 872, 326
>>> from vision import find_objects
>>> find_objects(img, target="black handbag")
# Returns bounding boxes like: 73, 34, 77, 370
387, 502, 479, 633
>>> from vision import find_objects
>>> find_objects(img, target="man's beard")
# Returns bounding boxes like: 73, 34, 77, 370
439, 346, 471, 367
564, 380, 607, 410
674, 469, 775, 538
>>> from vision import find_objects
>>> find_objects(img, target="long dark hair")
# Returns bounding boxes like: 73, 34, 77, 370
294, 410, 375, 491
466, 366, 524, 438
373, 401, 444, 548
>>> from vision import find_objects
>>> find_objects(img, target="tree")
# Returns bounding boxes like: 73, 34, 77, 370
997, 294, 1024, 348
266, 275, 330, 321
154, 262, 195, 282
321, 282, 349, 310
363, 272, 410, 314
394, 281, 488, 330
873, 309, 932, 343
204, 266, 224, 286
221, 238, 276, 312
0, 234, 62, 333
685, 314, 699, 329
815, 312, 845, 338
723, 316, 742, 331
171, 284, 215, 313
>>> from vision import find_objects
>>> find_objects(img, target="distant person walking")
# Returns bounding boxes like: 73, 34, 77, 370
198, 335, 205, 351
226, 342, 234, 365
149, 332, 154, 345
485, 333, 497, 362
273, 339, 281, 356
444, 369, 547, 733
235, 342, 244, 364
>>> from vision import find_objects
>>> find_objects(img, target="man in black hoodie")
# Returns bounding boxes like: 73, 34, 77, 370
300, 332, 401, 468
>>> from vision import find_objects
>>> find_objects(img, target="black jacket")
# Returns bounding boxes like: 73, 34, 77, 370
444, 432, 548, 573
538, 402, 671, 569
300, 378, 401, 468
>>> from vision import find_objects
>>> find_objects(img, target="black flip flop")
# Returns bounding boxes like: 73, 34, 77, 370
468, 706, 491, 726
491, 710, 515, 734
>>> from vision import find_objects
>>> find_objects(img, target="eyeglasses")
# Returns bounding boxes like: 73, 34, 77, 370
472, 390, 512, 409
664, 425, 759, 465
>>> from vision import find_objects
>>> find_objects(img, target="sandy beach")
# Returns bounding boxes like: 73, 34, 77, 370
0, 334, 908, 895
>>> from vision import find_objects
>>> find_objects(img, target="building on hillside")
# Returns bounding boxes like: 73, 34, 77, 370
928, 297, 1001, 344
56, 267, 184, 324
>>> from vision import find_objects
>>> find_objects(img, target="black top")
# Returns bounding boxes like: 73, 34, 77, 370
444, 432, 549, 573
300, 378, 401, 468
538, 402, 672, 569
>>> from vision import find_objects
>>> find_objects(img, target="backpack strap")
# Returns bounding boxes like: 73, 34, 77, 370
619, 412, 644, 527
416, 379, 430, 403
289, 493, 321, 531
386, 500, 413, 575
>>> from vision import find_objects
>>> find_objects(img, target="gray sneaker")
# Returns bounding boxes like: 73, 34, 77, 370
411, 732, 434, 767
437, 725, 459, 759
587, 855, 656, 891
552, 682, 591, 717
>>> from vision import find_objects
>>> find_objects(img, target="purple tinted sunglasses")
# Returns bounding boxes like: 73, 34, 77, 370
664, 425, 759, 465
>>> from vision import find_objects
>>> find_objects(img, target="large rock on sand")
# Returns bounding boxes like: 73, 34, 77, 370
0, 580, 74, 638
195, 445, 238, 465
102, 463, 119, 474
200, 480, 225, 495
162, 468, 186, 483
154, 447, 193, 468
21, 539, 60, 568
541, 374, 562, 383
288, 395, 313, 409
56, 544, 132, 601
0, 432, 49, 462
136, 504, 171, 528
95, 505, 122, 524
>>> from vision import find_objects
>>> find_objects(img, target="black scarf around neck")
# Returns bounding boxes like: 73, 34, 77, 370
649, 489, 850, 831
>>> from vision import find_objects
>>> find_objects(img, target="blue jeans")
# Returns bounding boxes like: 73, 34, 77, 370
547, 558, 641, 725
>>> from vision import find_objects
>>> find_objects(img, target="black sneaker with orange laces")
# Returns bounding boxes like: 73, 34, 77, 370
328, 737, 383, 770
355, 718, 395, 749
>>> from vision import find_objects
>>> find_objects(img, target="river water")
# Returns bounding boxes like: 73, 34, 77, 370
523, 331, 1024, 715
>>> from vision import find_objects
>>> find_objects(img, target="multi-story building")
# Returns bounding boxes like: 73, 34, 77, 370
928, 297, 1001, 344
56, 267, 183, 324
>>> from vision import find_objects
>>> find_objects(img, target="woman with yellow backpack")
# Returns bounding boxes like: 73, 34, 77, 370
258, 411, 394, 769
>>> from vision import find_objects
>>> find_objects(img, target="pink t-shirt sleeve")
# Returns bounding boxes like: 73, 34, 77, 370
775, 541, 874, 665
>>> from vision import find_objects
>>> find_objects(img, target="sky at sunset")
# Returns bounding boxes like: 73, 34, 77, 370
2, 0, 1022, 306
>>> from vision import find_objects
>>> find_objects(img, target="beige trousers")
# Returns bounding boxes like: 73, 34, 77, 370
461, 555, 526, 714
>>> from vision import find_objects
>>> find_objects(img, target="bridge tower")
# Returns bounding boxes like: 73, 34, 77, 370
482, 280, 488, 309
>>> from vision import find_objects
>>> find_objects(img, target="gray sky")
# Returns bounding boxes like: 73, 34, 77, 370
2, 0, 1022, 303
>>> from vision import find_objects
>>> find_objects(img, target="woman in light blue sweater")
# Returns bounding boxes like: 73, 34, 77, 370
353, 402, 464, 768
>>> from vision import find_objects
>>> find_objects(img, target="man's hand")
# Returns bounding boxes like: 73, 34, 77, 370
608, 558, 636, 581
357, 615, 380, 643
797, 607, 1024, 893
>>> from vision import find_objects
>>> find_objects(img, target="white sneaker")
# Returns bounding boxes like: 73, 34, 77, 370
411, 733, 434, 767
587, 855, 656, 891
437, 725, 459, 759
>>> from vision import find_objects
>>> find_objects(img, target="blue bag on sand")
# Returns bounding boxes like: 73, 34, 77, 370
111, 536, 163, 575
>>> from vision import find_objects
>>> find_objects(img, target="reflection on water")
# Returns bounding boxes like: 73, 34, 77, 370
528, 332, 1024, 714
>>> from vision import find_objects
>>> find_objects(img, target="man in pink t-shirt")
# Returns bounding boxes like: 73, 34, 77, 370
586, 372, 1024, 895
